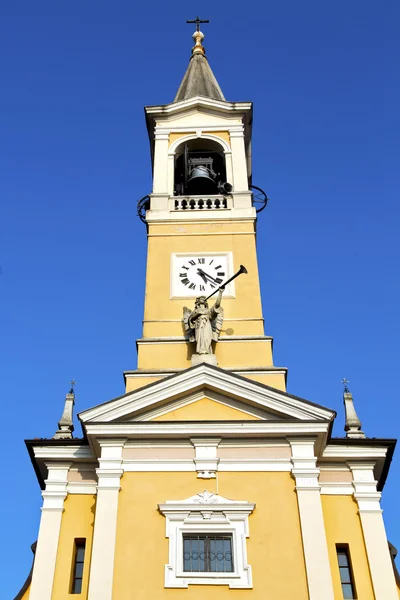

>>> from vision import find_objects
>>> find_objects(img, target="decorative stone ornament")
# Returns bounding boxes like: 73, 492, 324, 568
53, 390, 75, 439
343, 390, 365, 439
183, 289, 224, 365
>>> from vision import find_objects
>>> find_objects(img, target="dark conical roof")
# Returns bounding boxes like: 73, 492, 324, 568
174, 29, 225, 103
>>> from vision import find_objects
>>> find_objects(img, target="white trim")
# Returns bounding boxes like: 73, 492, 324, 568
85, 421, 331, 439
67, 481, 97, 494
159, 491, 254, 588
120, 458, 292, 473
322, 445, 388, 459
319, 482, 354, 495
136, 335, 272, 343
33, 446, 94, 460
145, 97, 252, 117
219, 458, 291, 472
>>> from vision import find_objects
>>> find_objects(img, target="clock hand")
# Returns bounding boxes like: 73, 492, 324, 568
196, 269, 208, 284
197, 268, 218, 283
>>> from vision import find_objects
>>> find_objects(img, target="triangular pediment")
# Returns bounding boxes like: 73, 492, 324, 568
141, 394, 269, 422
79, 364, 335, 425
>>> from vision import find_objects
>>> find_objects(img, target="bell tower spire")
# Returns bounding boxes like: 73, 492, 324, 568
174, 17, 225, 103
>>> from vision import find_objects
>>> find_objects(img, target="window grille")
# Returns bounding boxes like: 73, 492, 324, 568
71, 539, 86, 594
336, 545, 356, 599
183, 534, 233, 573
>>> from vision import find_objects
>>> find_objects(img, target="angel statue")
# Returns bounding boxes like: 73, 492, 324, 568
183, 289, 224, 356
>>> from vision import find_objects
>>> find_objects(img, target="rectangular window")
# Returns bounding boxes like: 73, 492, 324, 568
71, 539, 86, 594
336, 545, 356, 599
183, 534, 233, 573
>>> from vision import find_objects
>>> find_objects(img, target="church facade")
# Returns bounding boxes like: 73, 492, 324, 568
16, 24, 399, 600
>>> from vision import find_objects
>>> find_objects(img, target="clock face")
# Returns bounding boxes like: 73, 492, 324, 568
171, 253, 234, 298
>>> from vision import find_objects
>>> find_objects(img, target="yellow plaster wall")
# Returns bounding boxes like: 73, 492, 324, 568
144, 224, 262, 323
112, 471, 308, 599
168, 131, 230, 148
322, 495, 374, 600
241, 372, 287, 391
142, 318, 265, 338
125, 375, 164, 392
52, 494, 96, 600
137, 339, 273, 370
152, 397, 261, 421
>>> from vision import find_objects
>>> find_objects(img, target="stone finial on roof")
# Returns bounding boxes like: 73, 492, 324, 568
53, 384, 75, 439
341, 379, 365, 439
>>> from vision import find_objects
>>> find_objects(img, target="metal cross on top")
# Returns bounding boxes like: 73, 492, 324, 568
341, 378, 350, 393
69, 379, 77, 393
187, 16, 210, 32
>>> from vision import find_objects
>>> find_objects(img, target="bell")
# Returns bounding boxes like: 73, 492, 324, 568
187, 165, 218, 194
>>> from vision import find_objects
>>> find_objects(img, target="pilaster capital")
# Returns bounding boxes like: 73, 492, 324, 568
96, 439, 126, 492
288, 438, 320, 491
228, 126, 245, 138
154, 130, 170, 141
347, 461, 382, 512
42, 462, 72, 511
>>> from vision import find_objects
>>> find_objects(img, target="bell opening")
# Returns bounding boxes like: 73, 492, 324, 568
174, 139, 229, 196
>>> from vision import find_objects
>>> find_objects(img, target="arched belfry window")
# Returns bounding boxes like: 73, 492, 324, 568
174, 139, 231, 196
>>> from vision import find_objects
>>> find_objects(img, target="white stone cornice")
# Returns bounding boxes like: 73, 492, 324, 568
85, 421, 331, 440
145, 97, 252, 117
322, 445, 388, 459
33, 445, 94, 460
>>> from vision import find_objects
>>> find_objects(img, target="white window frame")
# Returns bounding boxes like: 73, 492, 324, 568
158, 491, 255, 588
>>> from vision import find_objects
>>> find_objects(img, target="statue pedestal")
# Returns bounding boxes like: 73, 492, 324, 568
191, 354, 218, 367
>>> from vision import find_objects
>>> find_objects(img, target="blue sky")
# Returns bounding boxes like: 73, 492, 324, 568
1, 1, 399, 596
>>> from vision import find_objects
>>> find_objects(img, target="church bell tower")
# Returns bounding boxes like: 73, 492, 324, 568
131, 21, 282, 393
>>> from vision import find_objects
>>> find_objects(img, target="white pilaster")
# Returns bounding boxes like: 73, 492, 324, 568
87, 440, 125, 600
29, 462, 71, 600
348, 462, 398, 599
229, 128, 248, 192
289, 439, 334, 600
152, 130, 169, 194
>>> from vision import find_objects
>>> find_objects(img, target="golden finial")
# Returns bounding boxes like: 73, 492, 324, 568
186, 16, 209, 55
